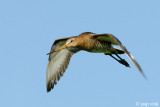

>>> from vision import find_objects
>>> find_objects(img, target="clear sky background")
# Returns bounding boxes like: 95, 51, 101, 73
0, 0, 160, 107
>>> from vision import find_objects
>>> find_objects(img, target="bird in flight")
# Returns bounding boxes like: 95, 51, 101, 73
46, 32, 145, 92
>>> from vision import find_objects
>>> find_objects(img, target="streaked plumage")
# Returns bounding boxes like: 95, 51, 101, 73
46, 32, 145, 92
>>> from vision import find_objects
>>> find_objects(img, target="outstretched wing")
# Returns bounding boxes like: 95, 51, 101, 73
46, 37, 79, 92
92, 34, 146, 79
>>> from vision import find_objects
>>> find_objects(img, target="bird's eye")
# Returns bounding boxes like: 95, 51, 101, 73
70, 40, 74, 42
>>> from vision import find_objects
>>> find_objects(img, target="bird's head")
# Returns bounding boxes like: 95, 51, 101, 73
56, 38, 77, 51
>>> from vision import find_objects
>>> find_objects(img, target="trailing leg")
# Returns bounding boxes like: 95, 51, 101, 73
107, 54, 130, 67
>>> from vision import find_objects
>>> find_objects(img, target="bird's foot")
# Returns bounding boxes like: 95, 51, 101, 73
118, 59, 130, 67
108, 54, 130, 67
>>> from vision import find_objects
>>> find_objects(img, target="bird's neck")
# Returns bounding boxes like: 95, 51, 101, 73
76, 36, 98, 50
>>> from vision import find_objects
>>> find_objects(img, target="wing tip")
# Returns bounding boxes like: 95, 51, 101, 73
46, 81, 55, 92
47, 88, 51, 92
140, 70, 147, 80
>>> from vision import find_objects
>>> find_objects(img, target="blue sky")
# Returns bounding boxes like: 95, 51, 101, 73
0, 0, 160, 107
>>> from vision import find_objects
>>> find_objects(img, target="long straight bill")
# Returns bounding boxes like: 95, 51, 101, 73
55, 45, 67, 52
